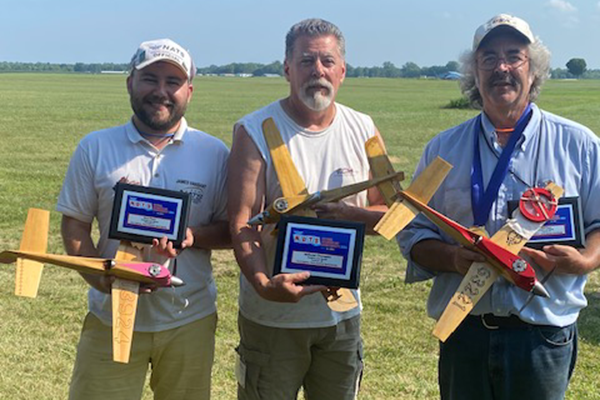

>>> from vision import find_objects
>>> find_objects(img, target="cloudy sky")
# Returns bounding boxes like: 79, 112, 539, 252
1, 0, 599, 69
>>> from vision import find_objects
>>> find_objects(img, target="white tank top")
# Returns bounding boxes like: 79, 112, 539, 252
235, 100, 375, 328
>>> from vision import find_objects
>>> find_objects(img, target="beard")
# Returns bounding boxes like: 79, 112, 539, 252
299, 78, 334, 111
130, 93, 188, 132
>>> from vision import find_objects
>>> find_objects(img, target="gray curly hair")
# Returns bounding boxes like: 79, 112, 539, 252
459, 36, 551, 109
285, 18, 346, 60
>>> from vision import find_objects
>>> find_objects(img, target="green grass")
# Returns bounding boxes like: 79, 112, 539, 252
1, 74, 600, 399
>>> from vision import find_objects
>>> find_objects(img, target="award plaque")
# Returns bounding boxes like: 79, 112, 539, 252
508, 196, 585, 249
273, 216, 365, 288
109, 183, 191, 248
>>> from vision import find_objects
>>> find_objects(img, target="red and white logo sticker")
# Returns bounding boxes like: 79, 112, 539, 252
519, 188, 558, 222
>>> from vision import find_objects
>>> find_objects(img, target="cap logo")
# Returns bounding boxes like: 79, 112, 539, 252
486, 16, 516, 30
131, 39, 195, 79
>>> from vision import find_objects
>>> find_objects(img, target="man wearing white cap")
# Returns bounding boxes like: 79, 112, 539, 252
398, 14, 600, 399
57, 38, 230, 399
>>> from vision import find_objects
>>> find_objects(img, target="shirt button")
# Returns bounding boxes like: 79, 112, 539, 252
154, 173, 159, 178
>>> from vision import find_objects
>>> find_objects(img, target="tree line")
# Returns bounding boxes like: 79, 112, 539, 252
1, 58, 599, 79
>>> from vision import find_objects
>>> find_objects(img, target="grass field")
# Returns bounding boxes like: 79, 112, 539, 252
0, 74, 599, 399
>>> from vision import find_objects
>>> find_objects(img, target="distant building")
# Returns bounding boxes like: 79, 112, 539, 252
101, 70, 128, 74
441, 71, 462, 80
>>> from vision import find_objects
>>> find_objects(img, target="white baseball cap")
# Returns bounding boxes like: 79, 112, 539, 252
473, 14, 535, 51
130, 38, 196, 80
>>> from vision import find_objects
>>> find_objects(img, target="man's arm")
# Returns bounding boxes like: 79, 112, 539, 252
227, 125, 325, 303
191, 222, 231, 250
61, 215, 113, 293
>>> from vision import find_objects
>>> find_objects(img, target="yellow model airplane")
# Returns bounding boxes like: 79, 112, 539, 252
365, 136, 563, 342
255, 118, 404, 312
0, 208, 183, 363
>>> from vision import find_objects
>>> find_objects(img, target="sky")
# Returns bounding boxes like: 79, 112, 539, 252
2, 0, 600, 69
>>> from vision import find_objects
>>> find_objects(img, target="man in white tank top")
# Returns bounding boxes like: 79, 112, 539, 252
228, 19, 388, 400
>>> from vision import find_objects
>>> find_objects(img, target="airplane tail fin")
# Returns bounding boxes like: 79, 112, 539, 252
365, 136, 403, 207
15, 209, 50, 298
374, 157, 452, 240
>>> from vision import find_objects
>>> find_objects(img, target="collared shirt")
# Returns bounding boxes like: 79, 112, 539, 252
57, 117, 229, 332
398, 104, 600, 327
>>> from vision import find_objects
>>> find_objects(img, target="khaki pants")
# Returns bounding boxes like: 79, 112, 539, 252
236, 313, 363, 400
69, 312, 217, 400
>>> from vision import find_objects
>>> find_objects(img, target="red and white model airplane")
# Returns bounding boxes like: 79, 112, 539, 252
365, 136, 563, 341
0, 208, 183, 363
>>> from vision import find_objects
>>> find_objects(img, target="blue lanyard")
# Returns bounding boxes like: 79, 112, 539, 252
471, 104, 533, 226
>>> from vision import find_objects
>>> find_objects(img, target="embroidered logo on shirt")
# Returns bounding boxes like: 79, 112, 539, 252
177, 179, 207, 204
333, 167, 356, 176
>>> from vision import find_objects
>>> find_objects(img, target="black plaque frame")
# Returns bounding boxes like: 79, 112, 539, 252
273, 215, 365, 289
108, 183, 190, 248
508, 196, 585, 249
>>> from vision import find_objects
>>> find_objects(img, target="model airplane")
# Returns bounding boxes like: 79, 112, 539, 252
254, 118, 404, 312
0, 208, 184, 363
365, 136, 563, 341
247, 170, 404, 226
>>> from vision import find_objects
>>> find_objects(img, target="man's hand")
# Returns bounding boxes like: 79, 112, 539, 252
452, 247, 487, 275
255, 271, 327, 303
520, 245, 592, 275
313, 202, 350, 220
151, 228, 194, 258
411, 239, 486, 275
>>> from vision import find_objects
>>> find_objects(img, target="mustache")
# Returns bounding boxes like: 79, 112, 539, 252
488, 72, 519, 87
145, 96, 174, 106
303, 78, 333, 92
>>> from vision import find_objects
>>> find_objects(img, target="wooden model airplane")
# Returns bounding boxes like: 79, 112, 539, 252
365, 136, 563, 342
253, 118, 405, 312
0, 208, 184, 363
247, 169, 404, 226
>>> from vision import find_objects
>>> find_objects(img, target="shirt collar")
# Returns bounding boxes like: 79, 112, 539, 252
480, 103, 541, 152
125, 117, 188, 144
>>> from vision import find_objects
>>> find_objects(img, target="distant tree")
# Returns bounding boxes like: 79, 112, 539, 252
382, 61, 401, 78
566, 58, 586, 78
367, 66, 383, 77
421, 65, 446, 77
401, 62, 421, 78
445, 60, 460, 72
584, 69, 600, 79
353, 66, 367, 77
345, 63, 355, 77
252, 61, 283, 76
551, 68, 570, 79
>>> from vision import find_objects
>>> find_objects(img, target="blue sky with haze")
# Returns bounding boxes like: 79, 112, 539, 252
2, 0, 599, 69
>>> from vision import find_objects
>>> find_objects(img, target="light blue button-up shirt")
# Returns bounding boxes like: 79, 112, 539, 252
398, 104, 600, 327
